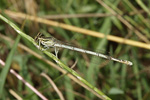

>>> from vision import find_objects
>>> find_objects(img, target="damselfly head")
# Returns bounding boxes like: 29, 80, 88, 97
34, 32, 43, 42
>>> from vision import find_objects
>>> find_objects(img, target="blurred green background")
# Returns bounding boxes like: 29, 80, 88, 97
0, 0, 150, 100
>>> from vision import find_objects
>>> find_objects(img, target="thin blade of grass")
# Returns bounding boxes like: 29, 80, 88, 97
132, 49, 142, 100
136, 0, 150, 16
64, 76, 74, 100
0, 14, 112, 100
86, 17, 111, 99
0, 35, 20, 97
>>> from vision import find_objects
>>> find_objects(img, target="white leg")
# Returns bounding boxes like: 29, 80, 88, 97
55, 47, 59, 58
43, 46, 49, 50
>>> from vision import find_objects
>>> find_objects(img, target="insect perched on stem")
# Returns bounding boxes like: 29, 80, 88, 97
34, 32, 133, 66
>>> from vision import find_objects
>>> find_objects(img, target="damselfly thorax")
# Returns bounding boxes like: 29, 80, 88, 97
35, 32, 57, 48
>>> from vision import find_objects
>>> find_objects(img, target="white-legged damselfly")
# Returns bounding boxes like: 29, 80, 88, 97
34, 32, 133, 66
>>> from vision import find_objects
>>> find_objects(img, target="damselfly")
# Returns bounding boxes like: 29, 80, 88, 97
34, 32, 133, 66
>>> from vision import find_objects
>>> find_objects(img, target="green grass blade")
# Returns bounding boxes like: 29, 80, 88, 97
0, 35, 20, 97
0, 15, 33, 43
64, 76, 74, 100
0, 14, 111, 100
136, 0, 150, 16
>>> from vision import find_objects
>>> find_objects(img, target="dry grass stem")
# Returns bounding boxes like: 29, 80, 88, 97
0, 59, 48, 100
96, 0, 150, 44
2, 10, 150, 50
9, 89, 23, 100
41, 73, 65, 100
42, 13, 112, 19
70, 59, 78, 69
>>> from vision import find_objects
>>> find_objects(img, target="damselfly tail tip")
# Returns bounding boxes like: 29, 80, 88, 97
127, 61, 133, 66
120, 60, 133, 66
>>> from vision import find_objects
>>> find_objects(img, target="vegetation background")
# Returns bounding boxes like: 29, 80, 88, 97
0, 0, 150, 100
